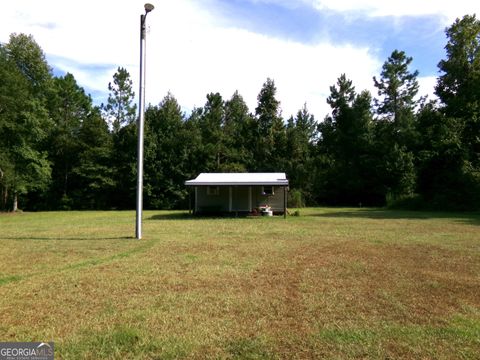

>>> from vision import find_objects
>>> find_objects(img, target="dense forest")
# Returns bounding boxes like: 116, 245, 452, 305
1, 15, 479, 212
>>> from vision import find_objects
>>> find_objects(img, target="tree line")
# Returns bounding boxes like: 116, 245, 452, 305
1, 15, 479, 211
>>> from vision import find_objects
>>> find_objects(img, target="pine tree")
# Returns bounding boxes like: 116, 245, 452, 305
143, 94, 189, 209
436, 14, 480, 167
317, 75, 380, 205
102, 67, 137, 133
286, 104, 316, 204
223, 90, 254, 171
200, 92, 225, 171
254, 78, 285, 171
419, 14, 480, 209
373, 50, 420, 199
72, 108, 115, 209
48, 73, 92, 208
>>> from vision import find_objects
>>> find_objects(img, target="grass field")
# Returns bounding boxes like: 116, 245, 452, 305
0, 208, 479, 359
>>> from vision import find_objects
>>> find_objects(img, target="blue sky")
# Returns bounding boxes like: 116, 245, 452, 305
209, 0, 447, 75
1, 0, 478, 119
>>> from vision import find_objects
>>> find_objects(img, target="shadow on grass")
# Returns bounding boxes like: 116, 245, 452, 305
147, 212, 195, 221
312, 208, 480, 226
0, 239, 153, 286
147, 212, 253, 221
0, 236, 135, 241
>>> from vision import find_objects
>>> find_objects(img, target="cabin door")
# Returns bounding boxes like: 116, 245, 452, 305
232, 186, 250, 211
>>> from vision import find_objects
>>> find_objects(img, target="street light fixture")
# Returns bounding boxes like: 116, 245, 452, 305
136, 3, 154, 239
144, 3, 155, 12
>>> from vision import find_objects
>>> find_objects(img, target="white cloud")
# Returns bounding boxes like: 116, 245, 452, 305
0, 0, 141, 87
148, 9, 380, 118
312, 0, 479, 23
145, 0, 382, 119
2, 1, 125, 62
50, 58, 117, 97
417, 75, 438, 102
0, 0, 452, 120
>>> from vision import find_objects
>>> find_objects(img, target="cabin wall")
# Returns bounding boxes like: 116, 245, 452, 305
195, 185, 286, 213
196, 186, 230, 212
251, 186, 285, 212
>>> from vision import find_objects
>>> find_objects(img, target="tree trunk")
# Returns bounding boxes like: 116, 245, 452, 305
0, 168, 3, 211
12, 192, 18, 212
64, 164, 69, 197
1, 185, 6, 211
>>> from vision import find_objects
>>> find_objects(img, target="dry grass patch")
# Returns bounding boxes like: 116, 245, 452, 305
0, 208, 479, 358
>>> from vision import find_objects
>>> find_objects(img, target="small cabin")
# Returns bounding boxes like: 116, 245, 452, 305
185, 173, 289, 216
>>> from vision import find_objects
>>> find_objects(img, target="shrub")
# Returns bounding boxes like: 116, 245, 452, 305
288, 189, 304, 208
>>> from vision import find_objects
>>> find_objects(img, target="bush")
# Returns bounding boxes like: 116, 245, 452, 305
288, 189, 304, 208
387, 194, 427, 210
59, 195, 73, 210
291, 210, 301, 217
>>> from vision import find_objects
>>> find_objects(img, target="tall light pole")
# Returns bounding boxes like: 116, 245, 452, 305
136, 3, 154, 239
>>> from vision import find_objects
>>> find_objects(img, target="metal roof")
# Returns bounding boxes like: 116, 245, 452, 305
185, 173, 288, 186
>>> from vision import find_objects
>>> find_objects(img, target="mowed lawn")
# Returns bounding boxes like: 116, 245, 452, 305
0, 209, 479, 359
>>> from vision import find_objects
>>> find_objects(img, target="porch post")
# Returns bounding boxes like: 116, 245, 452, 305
229, 186, 233, 212
195, 186, 198, 213
249, 186, 252, 212
284, 186, 287, 219
188, 188, 192, 214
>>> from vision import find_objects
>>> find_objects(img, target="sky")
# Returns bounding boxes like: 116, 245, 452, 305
1, 0, 479, 120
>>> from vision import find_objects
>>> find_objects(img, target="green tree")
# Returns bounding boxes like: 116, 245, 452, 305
373, 50, 420, 198
0, 45, 17, 210
415, 102, 475, 209
72, 108, 115, 209
436, 14, 480, 167
101, 68, 138, 209
4, 33, 52, 98
254, 78, 286, 171
374, 51, 419, 120
223, 90, 255, 172
0, 35, 52, 211
110, 123, 137, 209
143, 94, 190, 209
184, 107, 206, 177
422, 14, 480, 209
102, 67, 137, 133
47, 73, 93, 208
199, 92, 225, 171
286, 104, 317, 203
316, 75, 380, 205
